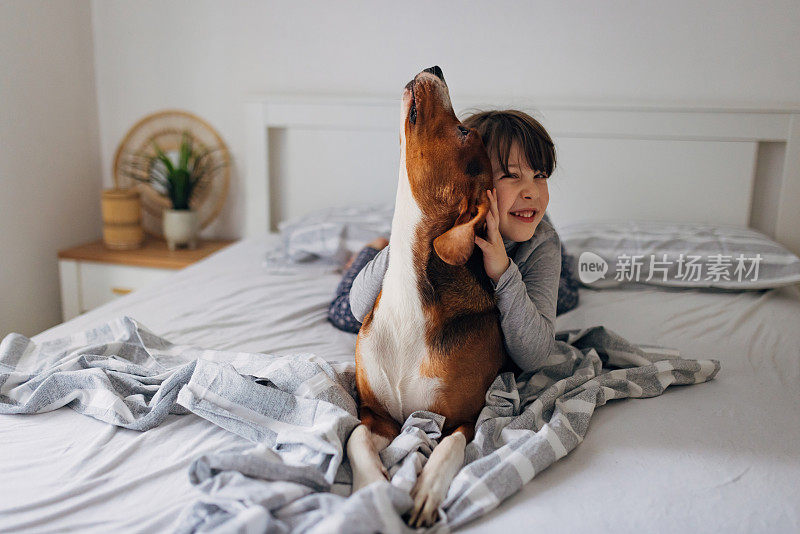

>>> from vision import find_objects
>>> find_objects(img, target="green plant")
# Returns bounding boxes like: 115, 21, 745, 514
121, 131, 226, 210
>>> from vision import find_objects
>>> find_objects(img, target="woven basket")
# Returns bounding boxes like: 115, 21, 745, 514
101, 188, 144, 250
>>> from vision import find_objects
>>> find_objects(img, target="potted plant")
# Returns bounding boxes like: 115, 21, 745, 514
121, 131, 226, 250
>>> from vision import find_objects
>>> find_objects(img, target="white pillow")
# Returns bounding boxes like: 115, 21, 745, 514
268, 204, 393, 266
560, 221, 800, 290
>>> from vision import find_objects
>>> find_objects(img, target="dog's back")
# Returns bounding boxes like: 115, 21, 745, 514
417, 250, 505, 428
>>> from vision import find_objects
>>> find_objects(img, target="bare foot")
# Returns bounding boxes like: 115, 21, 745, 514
367, 237, 389, 250
344, 237, 389, 270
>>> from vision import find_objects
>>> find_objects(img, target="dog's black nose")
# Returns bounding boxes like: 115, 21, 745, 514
423, 65, 445, 83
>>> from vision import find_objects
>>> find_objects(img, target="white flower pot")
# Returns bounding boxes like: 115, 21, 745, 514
163, 209, 198, 250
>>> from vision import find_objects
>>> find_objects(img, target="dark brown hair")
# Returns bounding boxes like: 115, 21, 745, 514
462, 110, 556, 178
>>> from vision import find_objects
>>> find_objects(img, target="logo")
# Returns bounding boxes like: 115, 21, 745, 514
578, 251, 608, 284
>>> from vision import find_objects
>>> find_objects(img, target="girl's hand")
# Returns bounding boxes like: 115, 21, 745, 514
474, 189, 510, 282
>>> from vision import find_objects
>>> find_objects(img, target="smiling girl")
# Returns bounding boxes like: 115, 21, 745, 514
329, 109, 577, 373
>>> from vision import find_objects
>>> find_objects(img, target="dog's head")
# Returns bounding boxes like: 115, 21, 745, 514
400, 66, 493, 266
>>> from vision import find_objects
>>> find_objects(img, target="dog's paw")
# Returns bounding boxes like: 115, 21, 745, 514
408, 471, 446, 528
351, 458, 391, 494
352, 464, 389, 494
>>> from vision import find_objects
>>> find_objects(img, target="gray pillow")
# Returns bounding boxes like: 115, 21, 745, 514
270, 204, 393, 266
560, 221, 800, 290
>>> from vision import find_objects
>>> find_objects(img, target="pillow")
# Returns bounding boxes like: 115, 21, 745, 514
559, 221, 800, 290
268, 204, 393, 266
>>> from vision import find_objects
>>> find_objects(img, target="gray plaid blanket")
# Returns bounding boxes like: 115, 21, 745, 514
0, 316, 719, 533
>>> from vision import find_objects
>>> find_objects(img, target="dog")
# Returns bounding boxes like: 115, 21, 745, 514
346, 66, 506, 528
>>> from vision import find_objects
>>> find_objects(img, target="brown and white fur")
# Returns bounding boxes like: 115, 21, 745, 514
346, 66, 506, 528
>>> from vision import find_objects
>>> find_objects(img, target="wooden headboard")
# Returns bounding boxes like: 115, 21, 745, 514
243, 96, 800, 255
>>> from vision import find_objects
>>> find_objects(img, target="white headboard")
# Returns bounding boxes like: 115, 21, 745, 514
244, 96, 800, 255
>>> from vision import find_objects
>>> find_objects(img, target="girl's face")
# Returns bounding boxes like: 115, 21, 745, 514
491, 142, 550, 243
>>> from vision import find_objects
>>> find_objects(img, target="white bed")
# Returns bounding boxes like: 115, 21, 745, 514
2, 96, 800, 532
3, 235, 799, 532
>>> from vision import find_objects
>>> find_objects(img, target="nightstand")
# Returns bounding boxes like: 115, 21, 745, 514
58, 237, 235, 321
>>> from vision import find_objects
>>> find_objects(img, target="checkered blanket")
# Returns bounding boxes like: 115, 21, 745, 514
0, 316, 719, 533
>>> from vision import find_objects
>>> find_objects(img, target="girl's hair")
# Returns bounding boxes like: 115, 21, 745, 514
462, 110, 556, 178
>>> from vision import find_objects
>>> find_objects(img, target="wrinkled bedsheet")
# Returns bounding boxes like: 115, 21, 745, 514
1, 315, 718, 533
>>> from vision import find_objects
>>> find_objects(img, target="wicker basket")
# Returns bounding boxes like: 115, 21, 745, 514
101, 188, 144, 250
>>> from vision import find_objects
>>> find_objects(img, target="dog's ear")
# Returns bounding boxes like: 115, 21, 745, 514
433, 193, 489, 265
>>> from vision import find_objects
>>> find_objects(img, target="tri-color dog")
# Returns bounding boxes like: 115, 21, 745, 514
346, 66, 507, 527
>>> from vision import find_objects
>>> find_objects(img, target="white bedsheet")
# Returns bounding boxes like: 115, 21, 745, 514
2, 235, 799, 532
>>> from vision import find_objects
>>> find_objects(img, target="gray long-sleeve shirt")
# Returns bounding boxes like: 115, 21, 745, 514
350, 217, 561, 372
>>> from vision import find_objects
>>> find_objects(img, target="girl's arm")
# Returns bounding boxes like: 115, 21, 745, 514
350, 245, 390, 322
492, 230, 561, 372
328, 245, 386, 333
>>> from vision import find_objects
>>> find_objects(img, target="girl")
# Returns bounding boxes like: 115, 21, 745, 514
328, 110, 579, 373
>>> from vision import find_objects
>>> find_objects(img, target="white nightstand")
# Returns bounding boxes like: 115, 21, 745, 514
58, 237, 235, 321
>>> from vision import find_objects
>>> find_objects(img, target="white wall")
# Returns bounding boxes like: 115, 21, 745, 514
91, 0, 800, 239
3, 1, 798, 336
0, 0, 101, 337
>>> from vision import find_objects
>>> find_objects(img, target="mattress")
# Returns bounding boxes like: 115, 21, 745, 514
2, 235, 799, 532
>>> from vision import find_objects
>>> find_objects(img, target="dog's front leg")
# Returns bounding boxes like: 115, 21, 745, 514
409, 423, 474, 528
347, 407, 400, 493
